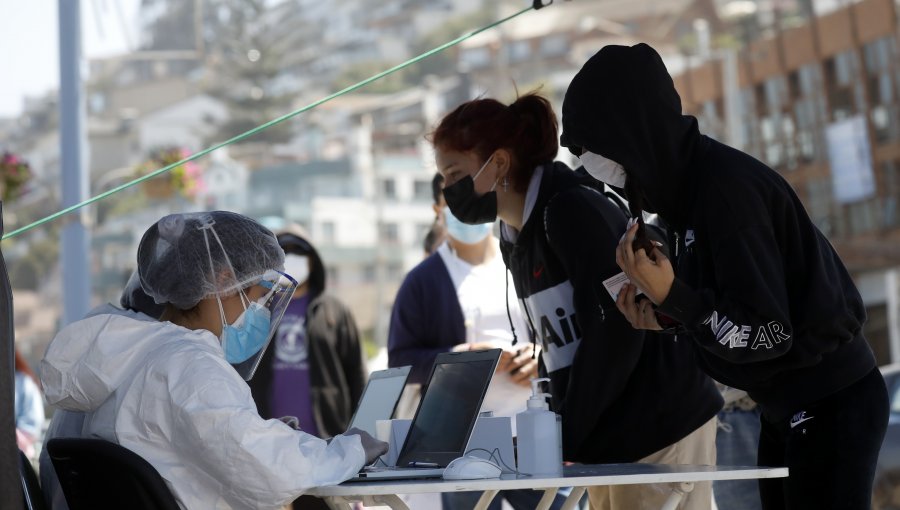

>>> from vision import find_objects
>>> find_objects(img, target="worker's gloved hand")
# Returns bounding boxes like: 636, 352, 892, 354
342, 427, 389, 465
278, 416, 301, 430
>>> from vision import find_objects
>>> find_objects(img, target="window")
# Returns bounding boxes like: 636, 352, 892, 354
737, 88, 760, 157
825, 52, 863, 120
864, 38, 899, 142
805, 178, 834, 236
540, 35, 568, 57
755, 78, 787, 170
461, 47, 491, 69
413, 180, 432, 201
847, 198, 879, 235
363, 264, 375, 283
326, 265, 339, 286
883, 160, 900, 228
379, 222, 399, 243
506, 40, 531, 63
387, 262, 403, 280
381, 178, 396, 199
321, 221, 335, 244
697, 100, 723, 140
788, 65, 826, 164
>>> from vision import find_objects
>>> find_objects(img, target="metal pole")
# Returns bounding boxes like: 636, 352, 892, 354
59, 0, 91, 325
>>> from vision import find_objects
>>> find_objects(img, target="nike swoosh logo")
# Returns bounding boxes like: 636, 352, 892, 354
790, 416, 814, 428
533, 266, 543, 278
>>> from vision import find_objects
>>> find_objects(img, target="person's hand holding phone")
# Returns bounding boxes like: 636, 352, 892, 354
615, 219, 673, 330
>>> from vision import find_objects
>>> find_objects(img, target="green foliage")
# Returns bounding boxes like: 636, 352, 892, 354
204, 0, 302, 143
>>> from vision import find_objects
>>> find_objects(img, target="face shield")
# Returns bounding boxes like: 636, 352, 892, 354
227, 269, 298, 380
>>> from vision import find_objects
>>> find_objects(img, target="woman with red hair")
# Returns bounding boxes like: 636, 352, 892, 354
431, 92, 723, 509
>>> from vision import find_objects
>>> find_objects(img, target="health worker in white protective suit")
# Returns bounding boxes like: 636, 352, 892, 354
39, 211, 387, 510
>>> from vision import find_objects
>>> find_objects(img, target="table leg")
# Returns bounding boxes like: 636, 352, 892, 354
323, 496, 353, 510
474, 489, 500, 510
560, 486, 586, 510
366, 494, 411, 509
535, 488, 559, 510
324, 494, 411, 510
660, 482, 695, 510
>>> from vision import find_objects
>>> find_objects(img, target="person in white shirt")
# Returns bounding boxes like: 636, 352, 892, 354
389, 175, 572, 510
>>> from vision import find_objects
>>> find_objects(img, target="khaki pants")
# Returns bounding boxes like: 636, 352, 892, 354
588, 417, 717, 510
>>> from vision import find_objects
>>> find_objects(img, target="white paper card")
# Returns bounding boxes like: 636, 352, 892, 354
602, 272, 643, 301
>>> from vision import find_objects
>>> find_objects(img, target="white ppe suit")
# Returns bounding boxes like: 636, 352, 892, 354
40, 306, 366, 509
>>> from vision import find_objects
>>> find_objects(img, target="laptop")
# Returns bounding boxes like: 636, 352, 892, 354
347, 366, 411, 438
347, 348, 502, 481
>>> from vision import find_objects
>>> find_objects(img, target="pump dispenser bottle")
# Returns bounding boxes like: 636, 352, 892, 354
515, 377, 562, 476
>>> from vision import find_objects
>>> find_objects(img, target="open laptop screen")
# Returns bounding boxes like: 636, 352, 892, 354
348, 366, 410, 437
395, 349, 500, 467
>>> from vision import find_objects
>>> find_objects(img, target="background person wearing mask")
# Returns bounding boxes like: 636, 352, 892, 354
432, 92, 723, 510
249, 225, 367, 510
560, 43, 888, 510
15, 348, 44, 462
389, 172, 563, 510
39, 211, 386, 510
422, 173, 448, 256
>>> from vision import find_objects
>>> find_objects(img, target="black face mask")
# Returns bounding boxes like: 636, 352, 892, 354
442, 156, 498, 225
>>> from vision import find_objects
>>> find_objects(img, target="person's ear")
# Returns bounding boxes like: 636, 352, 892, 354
493, 148, 512, 180
432, 203, 442, 218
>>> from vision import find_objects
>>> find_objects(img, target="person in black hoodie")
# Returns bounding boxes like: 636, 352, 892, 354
561, 43, 889, 510
432, 92, 723, 510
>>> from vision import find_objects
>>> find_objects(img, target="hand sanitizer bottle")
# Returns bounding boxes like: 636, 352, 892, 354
515, 377, 562, 476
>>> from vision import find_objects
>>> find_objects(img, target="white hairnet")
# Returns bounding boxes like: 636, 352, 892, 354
137, 211, 285, 310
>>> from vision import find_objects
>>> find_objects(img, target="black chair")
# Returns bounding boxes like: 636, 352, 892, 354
18, 449, 46, 510
46, 438, 180, 510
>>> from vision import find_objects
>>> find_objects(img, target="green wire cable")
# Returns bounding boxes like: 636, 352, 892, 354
2, 5, 536, 241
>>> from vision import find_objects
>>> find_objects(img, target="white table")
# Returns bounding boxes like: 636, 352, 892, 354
308, 464, 788, 510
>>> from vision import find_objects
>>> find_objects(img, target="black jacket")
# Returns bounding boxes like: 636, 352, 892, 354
561, 43, 875, 421
249, 294, 367, 438
499, 161, 721, 463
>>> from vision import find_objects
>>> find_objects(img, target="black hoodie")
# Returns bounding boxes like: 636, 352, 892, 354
561, 43, 875, 422
499, 161, 721, 463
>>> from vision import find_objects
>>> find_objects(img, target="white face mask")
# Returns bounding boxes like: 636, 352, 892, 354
580, 151, 627, 188
283, 254, 310, 285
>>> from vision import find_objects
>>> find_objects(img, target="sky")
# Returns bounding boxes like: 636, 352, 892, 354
0, 0, 140, 118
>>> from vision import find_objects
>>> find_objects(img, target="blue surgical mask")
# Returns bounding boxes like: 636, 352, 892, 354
444, 206, 493, 244
218, 296, 272, 364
